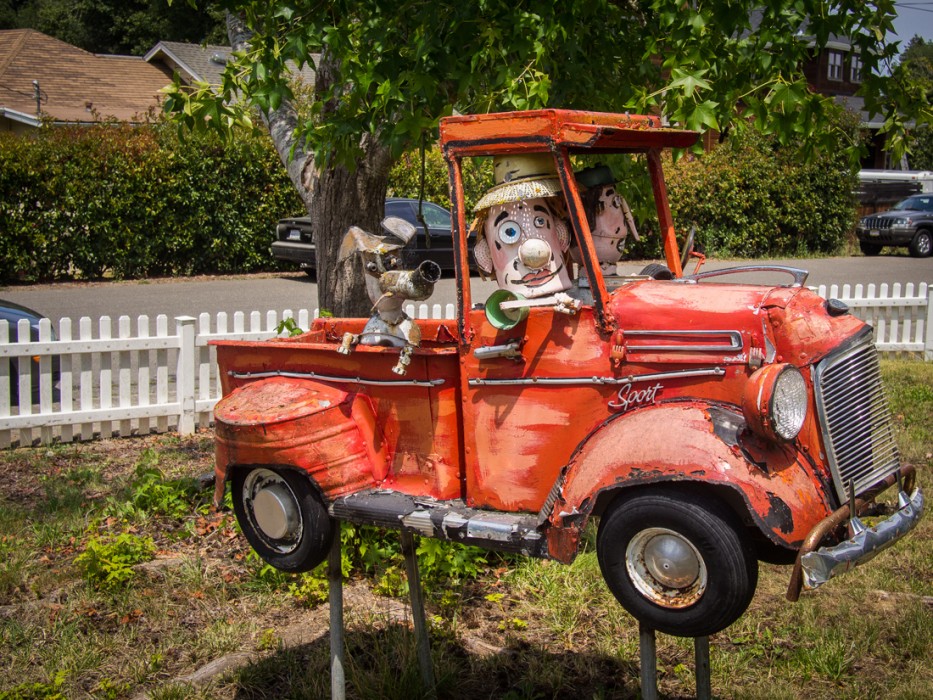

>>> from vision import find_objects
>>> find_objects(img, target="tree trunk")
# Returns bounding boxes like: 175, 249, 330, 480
305, 136, 392, 316
226, 12, 389, 317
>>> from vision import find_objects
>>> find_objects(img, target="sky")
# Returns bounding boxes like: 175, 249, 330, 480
891, 1, 933, 46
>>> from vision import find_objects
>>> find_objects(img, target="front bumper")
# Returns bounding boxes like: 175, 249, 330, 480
856, 225, 915, 246
271, 240, 316, 267
786, 467, 924, 600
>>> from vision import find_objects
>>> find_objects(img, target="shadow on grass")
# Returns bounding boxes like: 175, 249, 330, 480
229, 623, 641, 700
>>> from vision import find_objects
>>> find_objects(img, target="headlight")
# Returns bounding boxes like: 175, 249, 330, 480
742, 364, 808, 442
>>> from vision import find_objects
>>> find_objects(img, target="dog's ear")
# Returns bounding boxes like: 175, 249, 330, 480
338, 226, 368, 263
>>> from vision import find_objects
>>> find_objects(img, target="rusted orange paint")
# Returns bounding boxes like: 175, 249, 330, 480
553, 404, 832, 548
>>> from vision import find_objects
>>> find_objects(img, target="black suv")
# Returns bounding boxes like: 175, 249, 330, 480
272, 198, 458, 276
856, 193, 933, 258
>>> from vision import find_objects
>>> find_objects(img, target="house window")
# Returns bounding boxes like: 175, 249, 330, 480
851, 56, 862, 83
828, 51, 843, 81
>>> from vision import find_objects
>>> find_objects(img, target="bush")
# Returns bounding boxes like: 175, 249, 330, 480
662, 118, 861, 258
0, 120, 302, 282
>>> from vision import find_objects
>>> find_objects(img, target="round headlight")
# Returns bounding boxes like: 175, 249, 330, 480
771, 367, 807, 439
742, 364, 808, 442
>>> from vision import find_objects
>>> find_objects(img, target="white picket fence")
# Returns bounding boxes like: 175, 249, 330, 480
812, 282, 933, 355
0, 285, 929, 447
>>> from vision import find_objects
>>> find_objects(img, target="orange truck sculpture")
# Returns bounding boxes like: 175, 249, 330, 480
212, 110, 923, 638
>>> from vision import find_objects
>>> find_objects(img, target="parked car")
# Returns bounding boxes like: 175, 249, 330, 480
855, 193, 933, 257
0, 299, 59, 405
272, 198, 460, 276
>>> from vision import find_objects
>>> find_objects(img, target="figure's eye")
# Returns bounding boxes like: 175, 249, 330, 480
616, 239, 626, 253
366, 262, 378, 272
497, 220, 522, 245
533, 216, 546, 228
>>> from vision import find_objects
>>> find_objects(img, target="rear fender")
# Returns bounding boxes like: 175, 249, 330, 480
213, 376, 388, 506
545, 403, 832, 562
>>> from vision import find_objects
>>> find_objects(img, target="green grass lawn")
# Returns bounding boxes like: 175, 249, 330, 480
0, 361, 930, 699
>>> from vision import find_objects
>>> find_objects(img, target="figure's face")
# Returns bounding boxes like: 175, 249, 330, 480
476, 198, 571, 298
591, 185, 628, 263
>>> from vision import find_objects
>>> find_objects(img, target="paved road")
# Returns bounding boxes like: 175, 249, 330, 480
2, 255, 931, 330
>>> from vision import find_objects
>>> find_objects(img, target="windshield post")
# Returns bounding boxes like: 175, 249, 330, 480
647, 149, 683, 277
446, 153, 473, 345
553, 147, 612, 333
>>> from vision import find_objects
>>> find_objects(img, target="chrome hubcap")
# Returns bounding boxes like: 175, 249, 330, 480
243, 469, 302, 553
626, 527, 707, 608
918, 234, 932, 255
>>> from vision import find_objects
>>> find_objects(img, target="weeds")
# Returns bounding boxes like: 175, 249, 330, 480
74, 531, 156, 590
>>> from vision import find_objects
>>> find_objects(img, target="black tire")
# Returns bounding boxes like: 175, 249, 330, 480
639, 263, 674, 280
908, 229, 932, 258
597, 488, 758, 637
231, 467, 335, 572
859, 241, 882, 256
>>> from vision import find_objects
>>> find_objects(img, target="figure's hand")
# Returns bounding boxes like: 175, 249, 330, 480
552, 293, 582, 316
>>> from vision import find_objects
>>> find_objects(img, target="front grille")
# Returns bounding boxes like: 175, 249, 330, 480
861, 217, 893, 230
813, 334, 901, 503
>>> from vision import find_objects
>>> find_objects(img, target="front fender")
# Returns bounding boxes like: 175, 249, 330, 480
546, 402, 833, 562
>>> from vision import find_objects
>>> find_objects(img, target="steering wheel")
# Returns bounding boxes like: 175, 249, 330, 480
680, 223, 697, 270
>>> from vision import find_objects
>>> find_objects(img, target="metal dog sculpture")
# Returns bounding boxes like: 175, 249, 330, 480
337, 217, 441, 375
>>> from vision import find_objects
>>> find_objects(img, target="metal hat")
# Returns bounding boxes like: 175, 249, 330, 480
576, 164, 615, 189
473, 154, 562, 212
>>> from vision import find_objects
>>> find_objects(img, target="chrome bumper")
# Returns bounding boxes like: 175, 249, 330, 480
800, 486, 924, 591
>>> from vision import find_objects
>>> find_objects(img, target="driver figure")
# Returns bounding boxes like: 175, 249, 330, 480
472, 154, 577, 308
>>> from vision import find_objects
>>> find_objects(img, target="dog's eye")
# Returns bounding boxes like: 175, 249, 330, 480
497, 220, 522, 245
366, 262, 378, 272
387, 257, 399, 269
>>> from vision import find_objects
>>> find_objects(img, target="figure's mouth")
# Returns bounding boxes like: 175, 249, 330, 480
509, 262, 563, 288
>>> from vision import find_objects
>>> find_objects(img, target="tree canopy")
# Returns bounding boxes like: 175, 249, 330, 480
900, 35, 933, 169
0, 0, 224, 55
161, 0, 933, 313
166, 0, 931, 165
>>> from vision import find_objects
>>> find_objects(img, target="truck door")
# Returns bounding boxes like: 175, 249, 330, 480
461, 304, 615, 513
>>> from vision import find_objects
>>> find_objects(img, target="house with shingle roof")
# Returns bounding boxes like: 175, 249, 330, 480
143, 40, 234, 87
1, 30, 318, 134
0, 29, 173, 133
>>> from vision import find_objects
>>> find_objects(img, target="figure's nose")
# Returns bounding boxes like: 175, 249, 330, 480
518, 238, 552, 270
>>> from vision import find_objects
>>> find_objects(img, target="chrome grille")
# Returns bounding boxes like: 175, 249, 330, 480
860, 217, 893, 230
813, 334, 901, 502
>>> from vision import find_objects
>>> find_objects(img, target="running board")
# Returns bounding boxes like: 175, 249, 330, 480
329, 490, 548, 558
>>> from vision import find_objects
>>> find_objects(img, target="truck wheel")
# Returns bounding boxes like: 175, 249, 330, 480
859, 241, 882, 256
231, 467, 334, 573
597, 488, 757, 637
909, 229, 932, 258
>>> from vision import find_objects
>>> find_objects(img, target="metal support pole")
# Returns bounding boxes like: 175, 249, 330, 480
638, 623, 658, 700
400, 529, 436, 697
328, 526, 346, 700
694, 635, 711, 700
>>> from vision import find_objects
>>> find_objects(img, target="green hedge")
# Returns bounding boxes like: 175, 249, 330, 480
663, 126, 860, 258
0, 122, 301, 282
388, 147, 493, 214
1, 117, 859, 284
